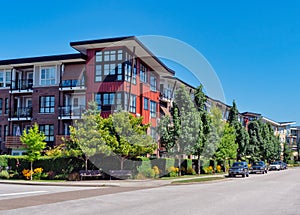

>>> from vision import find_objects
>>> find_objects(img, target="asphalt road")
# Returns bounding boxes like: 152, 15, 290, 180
1, 168, 300, 215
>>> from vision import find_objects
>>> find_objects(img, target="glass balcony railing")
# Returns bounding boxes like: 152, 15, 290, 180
59, 105, 85, 118
11, 107, 32, 119
60, 79, 85, 89
11, 79, 33, 91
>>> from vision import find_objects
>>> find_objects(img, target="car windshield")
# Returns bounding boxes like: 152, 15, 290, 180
232, 162, 244, 167
271, 162, 279, 165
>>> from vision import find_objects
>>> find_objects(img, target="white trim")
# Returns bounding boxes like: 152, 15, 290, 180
39, 66, 57, 86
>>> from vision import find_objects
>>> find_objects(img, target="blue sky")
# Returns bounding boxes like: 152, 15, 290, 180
0, 0, 299, 124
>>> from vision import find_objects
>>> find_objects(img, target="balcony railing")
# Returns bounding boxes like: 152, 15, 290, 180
60, 79, 85, 90
58, 105, 85, 119
9, 107, 32, 120
11, 79, 33, 92
5, 136, 26, 149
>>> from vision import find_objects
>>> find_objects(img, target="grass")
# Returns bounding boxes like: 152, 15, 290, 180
171, 176, 225, 184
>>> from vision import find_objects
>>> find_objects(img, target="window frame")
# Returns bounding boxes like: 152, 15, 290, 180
40, 66, 56, 86
0, 70, 11, 88
39, 96, 55, 113
39, 124, 54, 142
150, 101, 157, 118
144, 98, 149, 110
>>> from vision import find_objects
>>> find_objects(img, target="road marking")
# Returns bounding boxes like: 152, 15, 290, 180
0, 191, 48, 197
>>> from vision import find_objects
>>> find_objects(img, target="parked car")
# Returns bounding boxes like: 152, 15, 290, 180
277, 161, 287, 170
269, 161, 281, 171
228, 161, 249, 178
250, 161, 268, 174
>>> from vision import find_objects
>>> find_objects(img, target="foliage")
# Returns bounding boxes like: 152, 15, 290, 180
152, 166, 160, 178
216, 165, 222, 173
136, 158, 155, 178
186, 166, 196, 175
22, 167, 44, 180
69, 101, 113, 171
203, 166, 214, 174
227, 101, 249, 160
214, 123, 237, 162
168, 166, 179, 177
0, 170, 10, 179
20, 123, 46, 180
105, 111, 157, 169
283, 142, 292, 163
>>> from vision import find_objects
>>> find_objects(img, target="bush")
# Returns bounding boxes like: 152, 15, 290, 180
137, 158, 155, 178
152, 166, 160, 178
0, 170, 9, 179
204, 166, 214, 174
186, 166, 196, 175
168, 166, 179, 177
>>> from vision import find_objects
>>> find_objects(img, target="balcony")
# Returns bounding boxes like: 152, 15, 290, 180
159, 92, 173, 102
5, 136, 26, 149
10, 79, 33, 94
58, 105, 85, 120
9, 107, 33, 121
59, 79, 85, 91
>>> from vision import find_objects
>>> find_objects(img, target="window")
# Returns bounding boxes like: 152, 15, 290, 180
39, 124, 54, 142
73, 98, 79, 107
0, 70, 11, 88
150, 127, 156, 140
0, 98, 2, 115
39, 96, 55, 113
94, 94, 102, 110
95, 93, 116, 110
4, 125, 8, 141
140, 64, 147, 83
124, 61, 132, 82
150, 75, 157, 92
144, 98, 149, 110
150, 101, 157, 118
40, 67, 56, 86
95, 50, 123, 82
115, 93, 122, 111
5, 98, 8, 114
103, 93, 115, 105
129, 95, 136, 113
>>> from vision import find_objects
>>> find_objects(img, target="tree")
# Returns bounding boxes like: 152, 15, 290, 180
247, 120, 262, 162
20, 123, 46, 180
214, 123, 237, 170
283, 142, 292, 163
158, 85, 200, 175
227, 100, 249, 160
69, 101, 114, 171
105, 111, 157, 169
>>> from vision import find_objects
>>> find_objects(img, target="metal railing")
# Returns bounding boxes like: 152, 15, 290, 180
60, 79, 85, 89
59, 105, 85, 118
11, 107, 32, 118
11, 79, 33, 91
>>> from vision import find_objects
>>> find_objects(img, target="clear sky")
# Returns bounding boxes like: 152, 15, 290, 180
0, 0, 299, 124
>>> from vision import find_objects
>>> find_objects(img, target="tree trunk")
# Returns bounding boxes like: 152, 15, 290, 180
197, 154, 201, 175
178, 157, 181, 176
120, 158, 124, 170
85, 158, 88, 171
30, 161, 33, 181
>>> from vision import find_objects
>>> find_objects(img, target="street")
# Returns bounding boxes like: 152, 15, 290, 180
1, 168, 300, 215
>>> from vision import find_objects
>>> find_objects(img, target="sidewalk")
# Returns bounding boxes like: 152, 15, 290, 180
0, 174, 227, 188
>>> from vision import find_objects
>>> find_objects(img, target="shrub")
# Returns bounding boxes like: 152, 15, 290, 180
22, 167, 44, 180
168, 166, 179, 177
186, 166, 196, 175
204, 166, 214, 174
152, 166, 160, 178
216, 165, 222, 173
0, 170, 10, 179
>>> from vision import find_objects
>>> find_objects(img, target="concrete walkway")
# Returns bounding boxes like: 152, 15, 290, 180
0, 174, 227, 188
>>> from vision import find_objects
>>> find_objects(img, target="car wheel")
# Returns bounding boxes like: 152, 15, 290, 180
242, 173, 245, 178
262, 171, 265, 174
246, 173, 249, 177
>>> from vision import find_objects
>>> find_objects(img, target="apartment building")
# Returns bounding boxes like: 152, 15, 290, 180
0, 36, 175, 155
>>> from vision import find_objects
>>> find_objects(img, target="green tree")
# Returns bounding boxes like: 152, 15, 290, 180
227, 100, 249, 160
283, 142, 292, 163
214, 123, 237, 170
105, 111, 157, 169
247, 120, 262, 161
159, 85, 200, 175
20, 123, 46, 180
69, 101, 113, 171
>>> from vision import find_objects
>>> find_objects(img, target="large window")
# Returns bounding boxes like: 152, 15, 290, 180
40, 67, 56, 86
144, 98, 149, 110
39, 124, 54, 142
150, 101, 157, 118
95, 93, 120, 110
39, 96, 55, 113
5, 98, 8, 114
129, 94, 136, 113
140, 63, 147, 83
0, 70, 11, 88
150, 75, 157, 92
95, 50, 123, 82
